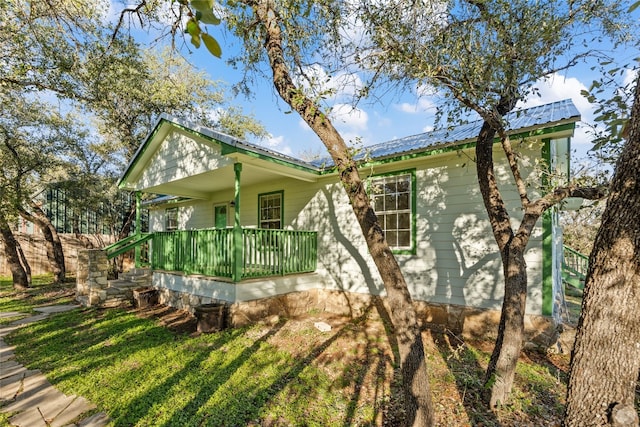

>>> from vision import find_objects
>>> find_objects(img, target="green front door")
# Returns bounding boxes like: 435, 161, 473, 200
214, 205, 227, 229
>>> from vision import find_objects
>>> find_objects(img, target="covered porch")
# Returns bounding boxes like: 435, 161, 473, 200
113, 115, 324, 283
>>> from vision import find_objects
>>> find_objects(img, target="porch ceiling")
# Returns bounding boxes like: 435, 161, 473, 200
141, 153, 319, 200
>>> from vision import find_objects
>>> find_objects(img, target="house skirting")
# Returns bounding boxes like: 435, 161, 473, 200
154, 279, 559, 348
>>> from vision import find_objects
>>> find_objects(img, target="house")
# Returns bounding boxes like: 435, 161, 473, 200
106, 99, 578, 342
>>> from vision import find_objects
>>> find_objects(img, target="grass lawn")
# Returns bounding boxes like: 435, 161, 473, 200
1, 276, 572, 426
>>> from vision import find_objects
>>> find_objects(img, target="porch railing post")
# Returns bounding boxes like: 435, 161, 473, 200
232, 163, 243, 282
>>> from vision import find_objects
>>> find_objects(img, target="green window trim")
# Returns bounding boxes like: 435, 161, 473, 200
258, 190, 284, 229
368, 169, 417, 255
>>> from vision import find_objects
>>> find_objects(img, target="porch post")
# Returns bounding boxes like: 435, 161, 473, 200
134, 191, 142, 268
232, 163, 243, 282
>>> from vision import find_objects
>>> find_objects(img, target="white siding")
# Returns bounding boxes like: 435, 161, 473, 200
146, 139, 553, 315
137, 130, 234, 189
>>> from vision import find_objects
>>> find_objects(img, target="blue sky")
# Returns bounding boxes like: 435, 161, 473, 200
111, 1, 639, 172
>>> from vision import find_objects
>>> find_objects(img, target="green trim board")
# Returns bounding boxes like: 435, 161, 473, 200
541, 211, 554, 316
541, 139, 553, 316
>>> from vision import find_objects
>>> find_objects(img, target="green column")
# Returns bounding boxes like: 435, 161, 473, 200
232, 163, 243, 282
135, 191, 142, 268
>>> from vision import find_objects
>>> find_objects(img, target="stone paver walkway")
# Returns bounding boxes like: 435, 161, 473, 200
0, 306, 110, 427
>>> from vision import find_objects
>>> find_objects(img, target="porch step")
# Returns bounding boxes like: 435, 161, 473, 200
109, 279, 137, 288
121, 268, 151, 280
102, 295, 132, 309
101, 286, 133, 308
98, 268, 153, 309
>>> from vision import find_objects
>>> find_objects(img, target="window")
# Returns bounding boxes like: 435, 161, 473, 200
165, 207, 178, 231
370, 172, 414, 251
258, 191, 282, 229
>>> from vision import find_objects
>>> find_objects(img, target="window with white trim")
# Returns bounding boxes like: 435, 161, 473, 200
165, 207, 178, 231
370, 173, 413, 250
258, 192, 282, 229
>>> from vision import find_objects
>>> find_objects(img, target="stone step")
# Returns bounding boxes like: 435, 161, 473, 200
126, 267, 150, 276
105, 287, 125, 296
108, 279, 138, 290
130, 274, 152, 282
101, 297, 131, 309
121, 269, 151, 281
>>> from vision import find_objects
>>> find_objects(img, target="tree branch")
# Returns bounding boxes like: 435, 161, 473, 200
498, 131, 530, 207
529, 185, 608, 216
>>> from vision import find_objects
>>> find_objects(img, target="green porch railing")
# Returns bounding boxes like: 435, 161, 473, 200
105, 233, 152, 261
241, 229, 317, 278
150, 228, 317, 280
151, 229, 234, 277
562, 245, 589, 289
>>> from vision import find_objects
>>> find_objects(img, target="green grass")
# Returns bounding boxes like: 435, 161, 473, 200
0, 274, 75, 318
1, 277, 573, 426
5, 308, 382, 426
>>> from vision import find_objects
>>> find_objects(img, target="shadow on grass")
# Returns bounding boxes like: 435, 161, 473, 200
339, 299, 400, 427
7, 307, 177, 386
181, 303, 400, 427
8, 301, 410, 425
115, 319, 286, 426
432, 330, 501, 426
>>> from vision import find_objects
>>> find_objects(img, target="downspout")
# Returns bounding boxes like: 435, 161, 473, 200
232, 163, 243, 282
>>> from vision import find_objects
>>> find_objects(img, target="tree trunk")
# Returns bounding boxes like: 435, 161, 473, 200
563, 78, 640, 427
0, 213, 30, 289
249, 1, 435, 424
19, 203, 66, 283
484, 243, 528, 407
15, 238, 32, 285
474, 106, 538, 407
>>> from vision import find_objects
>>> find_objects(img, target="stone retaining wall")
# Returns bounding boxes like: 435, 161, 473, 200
155, 286, 558, 348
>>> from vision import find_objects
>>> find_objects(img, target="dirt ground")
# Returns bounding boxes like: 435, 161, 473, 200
129, 303, 573, 426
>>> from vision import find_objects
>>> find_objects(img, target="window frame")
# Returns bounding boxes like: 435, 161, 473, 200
257, 190, 284, 230
368, 169, 416, 254
165, 207, 178, 231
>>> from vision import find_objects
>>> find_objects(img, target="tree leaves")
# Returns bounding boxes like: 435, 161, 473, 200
184, 0, 222, 57
201, 33, 222, 58
192, 0, 221, 25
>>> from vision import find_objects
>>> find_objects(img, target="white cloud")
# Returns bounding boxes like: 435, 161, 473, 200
521, 73, 594, 120
397, 97, 436, 114
623, 68, 638, 87
329, 103, 369, 131
265, 134, 293, 156
394, 82, 438, 114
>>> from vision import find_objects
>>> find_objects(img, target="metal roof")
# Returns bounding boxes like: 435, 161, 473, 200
309, 98, 580, 167
120, 99, 580, 187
